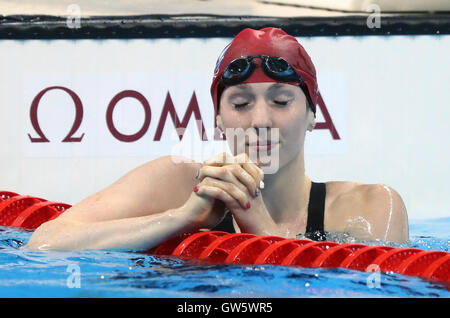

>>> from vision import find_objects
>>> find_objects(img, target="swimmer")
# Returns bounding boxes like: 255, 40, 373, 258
24, 27, 408, 251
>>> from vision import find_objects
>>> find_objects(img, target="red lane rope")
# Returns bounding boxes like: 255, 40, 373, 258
0, 191, 19, 201
199, 233, 257, 264
10, 201, 71, 229
0, 195, 47, 226
311, 243, 367, 268
0, 191, 71, 229
1, 190, 448, 284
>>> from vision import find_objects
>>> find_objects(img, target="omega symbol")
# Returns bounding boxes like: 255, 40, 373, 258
28, 86, 85, 143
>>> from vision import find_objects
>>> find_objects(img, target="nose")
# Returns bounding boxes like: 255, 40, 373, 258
250, 98, 273, 133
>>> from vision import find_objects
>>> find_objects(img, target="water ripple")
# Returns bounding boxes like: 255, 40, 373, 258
0, 220, 448, 297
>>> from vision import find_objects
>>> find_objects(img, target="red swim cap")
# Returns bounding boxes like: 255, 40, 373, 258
210, 27, 322, 115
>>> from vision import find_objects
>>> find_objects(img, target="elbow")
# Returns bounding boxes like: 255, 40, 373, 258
22, 230, 46, 251
22, 220, 56, 250
22, 219, 80, 251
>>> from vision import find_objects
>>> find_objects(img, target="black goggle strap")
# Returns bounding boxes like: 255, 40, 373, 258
299, 81, 315, 114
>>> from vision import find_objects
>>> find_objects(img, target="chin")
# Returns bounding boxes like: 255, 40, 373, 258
244, 145, 285, 171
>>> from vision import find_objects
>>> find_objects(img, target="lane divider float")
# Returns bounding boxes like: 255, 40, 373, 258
1, 190, 448, 284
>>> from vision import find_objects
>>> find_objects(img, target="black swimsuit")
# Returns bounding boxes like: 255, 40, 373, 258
211, 181, 327, 241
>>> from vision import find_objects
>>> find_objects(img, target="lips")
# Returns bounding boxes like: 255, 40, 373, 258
246, 141, 279, 150
247, 141, 278, 146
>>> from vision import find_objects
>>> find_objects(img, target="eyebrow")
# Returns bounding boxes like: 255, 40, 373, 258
265, 83, 296, 99
232, 84, 252, 92
267, 83, 292, 92
228, 83, 294, 97
268, 83, 285, 90
233, 83, 290, 91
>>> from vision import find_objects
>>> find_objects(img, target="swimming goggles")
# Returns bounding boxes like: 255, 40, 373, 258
219, 55, 313, 110
219, 55, 302, 86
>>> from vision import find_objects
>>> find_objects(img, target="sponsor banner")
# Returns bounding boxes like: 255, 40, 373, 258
21, 74, 345, 159
1, 36, 449, 219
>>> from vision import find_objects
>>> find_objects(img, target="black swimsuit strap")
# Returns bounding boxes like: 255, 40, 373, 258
304, 182, 327, 241
211, 181, 327, 241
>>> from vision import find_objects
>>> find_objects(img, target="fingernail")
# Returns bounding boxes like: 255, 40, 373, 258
260, 180, 265, 189
246, 202, 251, 209
193, 186, 199, 193
255, 188, 260, 197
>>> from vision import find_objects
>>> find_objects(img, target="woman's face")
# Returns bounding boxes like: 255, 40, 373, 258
217, 82, 314, 170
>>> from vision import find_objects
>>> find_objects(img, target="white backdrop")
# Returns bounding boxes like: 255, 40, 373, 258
0, 35, 449, 220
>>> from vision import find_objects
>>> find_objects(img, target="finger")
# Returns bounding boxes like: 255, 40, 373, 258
197, 165, 232, 183
203, 152, 233, 167
200, 165, 253, 197
234, 153, 265, 186
201, 152, 264, 189
201, 177, 249, 208
241, 161, 264, 185
198, 164, 259, 198
196, 182, 248, 210
227, 164, 260, 198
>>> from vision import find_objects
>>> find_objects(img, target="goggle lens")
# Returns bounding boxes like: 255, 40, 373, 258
266, 57, 290, 73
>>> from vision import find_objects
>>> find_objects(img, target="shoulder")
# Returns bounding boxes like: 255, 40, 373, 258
137, 155, 201, 179
326, 181, 402, 208
324, 181, 408, 243
108, 155, 202, 214
57, 155, 203, 223
134, 154, 202, 197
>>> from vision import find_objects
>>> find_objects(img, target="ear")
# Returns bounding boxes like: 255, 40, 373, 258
216, 114, 224, 132
307, 110, 316, 132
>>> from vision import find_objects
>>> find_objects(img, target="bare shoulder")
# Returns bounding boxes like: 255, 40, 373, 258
60, 155, 202, 223
137, 155, 201, 188
115, 155, 202, 213
324, 181, 409, 243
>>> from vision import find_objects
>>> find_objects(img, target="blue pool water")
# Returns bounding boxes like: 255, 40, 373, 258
0, 218, 448, 298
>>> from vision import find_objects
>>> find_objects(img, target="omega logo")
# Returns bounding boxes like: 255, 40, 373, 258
28, 86, 85, 143
27, 86, 340, 143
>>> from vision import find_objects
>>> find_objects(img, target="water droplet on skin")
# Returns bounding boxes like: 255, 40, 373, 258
38, 244, 50, 250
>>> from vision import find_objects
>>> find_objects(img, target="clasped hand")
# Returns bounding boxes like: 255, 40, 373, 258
194, 152, 277, 235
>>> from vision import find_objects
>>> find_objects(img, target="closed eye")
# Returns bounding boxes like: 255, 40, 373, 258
234, 102, 249, 109
273, 100, 290, 106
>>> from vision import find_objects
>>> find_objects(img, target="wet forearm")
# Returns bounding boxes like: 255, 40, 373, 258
23, 206, 198, 251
